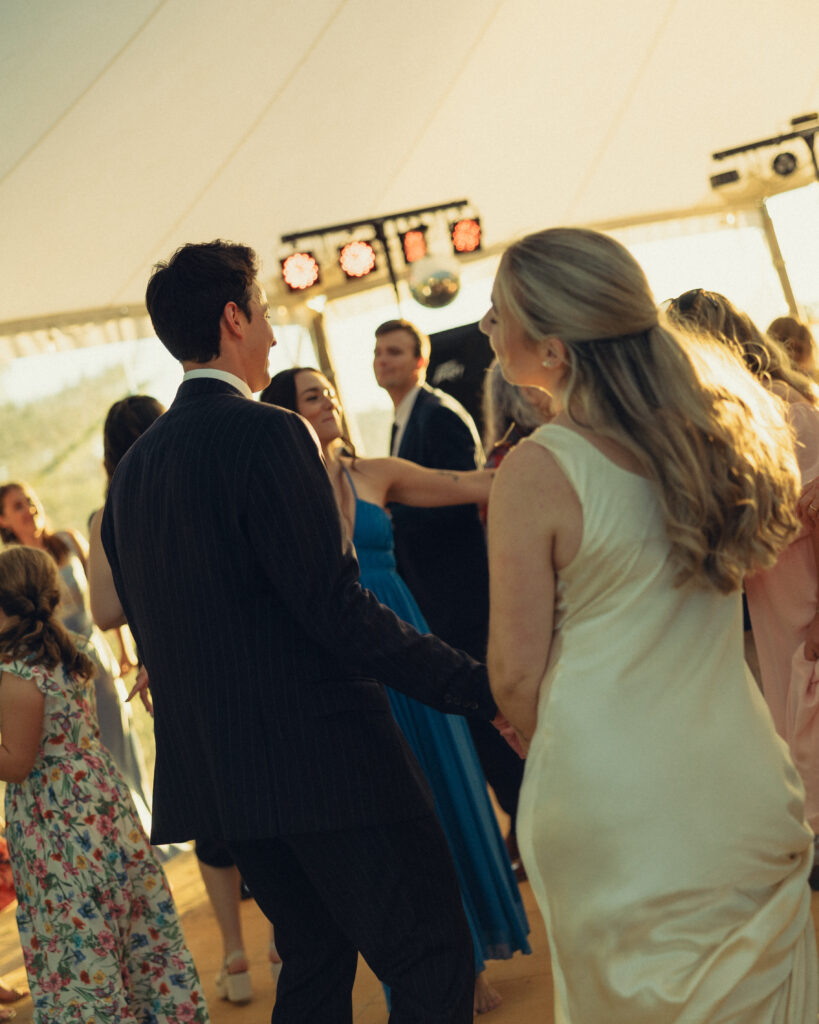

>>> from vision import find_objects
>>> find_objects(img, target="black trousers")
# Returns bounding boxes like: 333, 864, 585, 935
228, 814, 474, 1024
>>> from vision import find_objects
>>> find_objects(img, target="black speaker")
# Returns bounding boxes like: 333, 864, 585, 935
427, 322, 494, 443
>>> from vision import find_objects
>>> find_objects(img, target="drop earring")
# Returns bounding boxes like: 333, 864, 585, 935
542, 355, 558, 368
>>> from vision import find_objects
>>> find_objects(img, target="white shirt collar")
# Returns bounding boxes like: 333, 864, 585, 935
393, 385, 422, 429
182, 368, 253, 400
391, 385, 422, 455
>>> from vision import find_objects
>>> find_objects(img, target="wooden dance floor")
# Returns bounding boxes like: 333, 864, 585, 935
2, 850, 818, 1022
0, 839, 550, 1023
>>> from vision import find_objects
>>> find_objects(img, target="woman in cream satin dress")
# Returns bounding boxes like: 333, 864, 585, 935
481, 227, 817, 1023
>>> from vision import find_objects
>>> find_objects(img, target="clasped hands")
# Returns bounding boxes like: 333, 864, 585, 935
491, 712, 528, 758
125, 665, 529, 754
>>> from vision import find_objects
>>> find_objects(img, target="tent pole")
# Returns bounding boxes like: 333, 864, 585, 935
757, 200, 800, 318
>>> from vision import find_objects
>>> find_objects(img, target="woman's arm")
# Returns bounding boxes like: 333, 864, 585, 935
0, 671, 44, 784
787, 403, 819, 659
88, 509, 127, 631
486, 441, 580, 740
62, 527, 90, 572
803, 524, 819, 661
355, 457, 495, 508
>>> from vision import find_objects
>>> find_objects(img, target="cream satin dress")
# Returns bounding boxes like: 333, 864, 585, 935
516, 425, 817, 1024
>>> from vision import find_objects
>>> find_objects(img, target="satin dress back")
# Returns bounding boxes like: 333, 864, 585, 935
516, 425, 817, 1024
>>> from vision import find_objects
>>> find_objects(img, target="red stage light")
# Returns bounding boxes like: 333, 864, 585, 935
400, 228, 428, 264
281, 252, 320, 291
451, 218, 482, 254
338, 240, 377, 279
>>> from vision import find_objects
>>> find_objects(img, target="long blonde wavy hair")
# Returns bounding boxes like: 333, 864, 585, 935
0, 546, 94, 680
494, 228, 800, 594
666, 290, 819, 405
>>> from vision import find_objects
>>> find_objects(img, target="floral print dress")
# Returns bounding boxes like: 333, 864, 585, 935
1, 651, 208, 1023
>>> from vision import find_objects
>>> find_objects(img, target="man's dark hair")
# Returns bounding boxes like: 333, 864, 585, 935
145, 240, 259, 362
374, 318, 430, 361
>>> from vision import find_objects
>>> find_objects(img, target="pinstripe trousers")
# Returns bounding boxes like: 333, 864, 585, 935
229, 815, 474, 1023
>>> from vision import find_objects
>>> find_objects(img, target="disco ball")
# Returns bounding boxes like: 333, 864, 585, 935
408, 256, 461, 308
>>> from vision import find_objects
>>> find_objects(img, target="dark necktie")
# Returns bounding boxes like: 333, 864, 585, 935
390, 421, 398, 456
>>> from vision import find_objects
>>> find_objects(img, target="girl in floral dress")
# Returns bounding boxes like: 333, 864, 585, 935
0, 545, 208, 1023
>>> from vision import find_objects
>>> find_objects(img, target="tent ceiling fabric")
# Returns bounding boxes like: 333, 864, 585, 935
2, 0, 819, 326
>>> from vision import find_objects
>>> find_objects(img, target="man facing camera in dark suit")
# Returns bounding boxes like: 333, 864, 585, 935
102, 241, 512, 1024
374, 318, 525, 863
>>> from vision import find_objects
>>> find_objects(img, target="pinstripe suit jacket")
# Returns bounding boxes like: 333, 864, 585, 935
102, 378, 496, 844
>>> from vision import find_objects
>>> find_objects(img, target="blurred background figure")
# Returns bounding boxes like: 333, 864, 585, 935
89, 395, 165, 638
768, 316, 819, 379
670, 290, 819, 861
0, 481, 152, 824
373, 320, 528, 908
482, 358, 554, 467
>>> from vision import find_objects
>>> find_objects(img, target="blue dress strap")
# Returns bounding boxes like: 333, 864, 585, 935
342, 464, 359, 500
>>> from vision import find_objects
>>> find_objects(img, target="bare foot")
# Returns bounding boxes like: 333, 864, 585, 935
474, 973, 502, 1014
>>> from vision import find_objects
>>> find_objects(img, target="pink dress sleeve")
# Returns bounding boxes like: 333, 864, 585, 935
788, 400, 819, 485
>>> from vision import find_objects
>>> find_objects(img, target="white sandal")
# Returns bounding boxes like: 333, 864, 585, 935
215, 950, 253, 1003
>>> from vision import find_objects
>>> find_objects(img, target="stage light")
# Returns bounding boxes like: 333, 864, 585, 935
338, 240, 377, 279
281, 251, 320, 291
709, 169, 740, 189
450, 217, 481, 254
400, 228, 428, 264
772, 152, 798, 176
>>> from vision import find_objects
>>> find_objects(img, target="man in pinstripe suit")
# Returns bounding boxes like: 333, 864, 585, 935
102, 241, 508, 1023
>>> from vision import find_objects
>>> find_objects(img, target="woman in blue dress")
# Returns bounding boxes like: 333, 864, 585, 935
262, 367, 530, 1014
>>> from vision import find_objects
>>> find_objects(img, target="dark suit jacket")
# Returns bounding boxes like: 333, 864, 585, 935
390, 383, 490, 660
102, 378, 496, 844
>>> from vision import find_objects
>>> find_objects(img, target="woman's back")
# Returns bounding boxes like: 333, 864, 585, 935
517, 424, 816, 1023
534, 424, 741, 690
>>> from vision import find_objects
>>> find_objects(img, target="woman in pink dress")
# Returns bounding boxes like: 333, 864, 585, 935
669, 289, 819, 848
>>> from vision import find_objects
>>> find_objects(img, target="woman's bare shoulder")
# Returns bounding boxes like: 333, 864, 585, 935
494, 437, 577, 513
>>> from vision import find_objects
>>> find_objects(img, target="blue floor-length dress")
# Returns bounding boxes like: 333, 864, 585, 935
346, 471, 530, 972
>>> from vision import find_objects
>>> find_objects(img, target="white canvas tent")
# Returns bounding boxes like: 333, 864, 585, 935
2, 0, 819, 344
